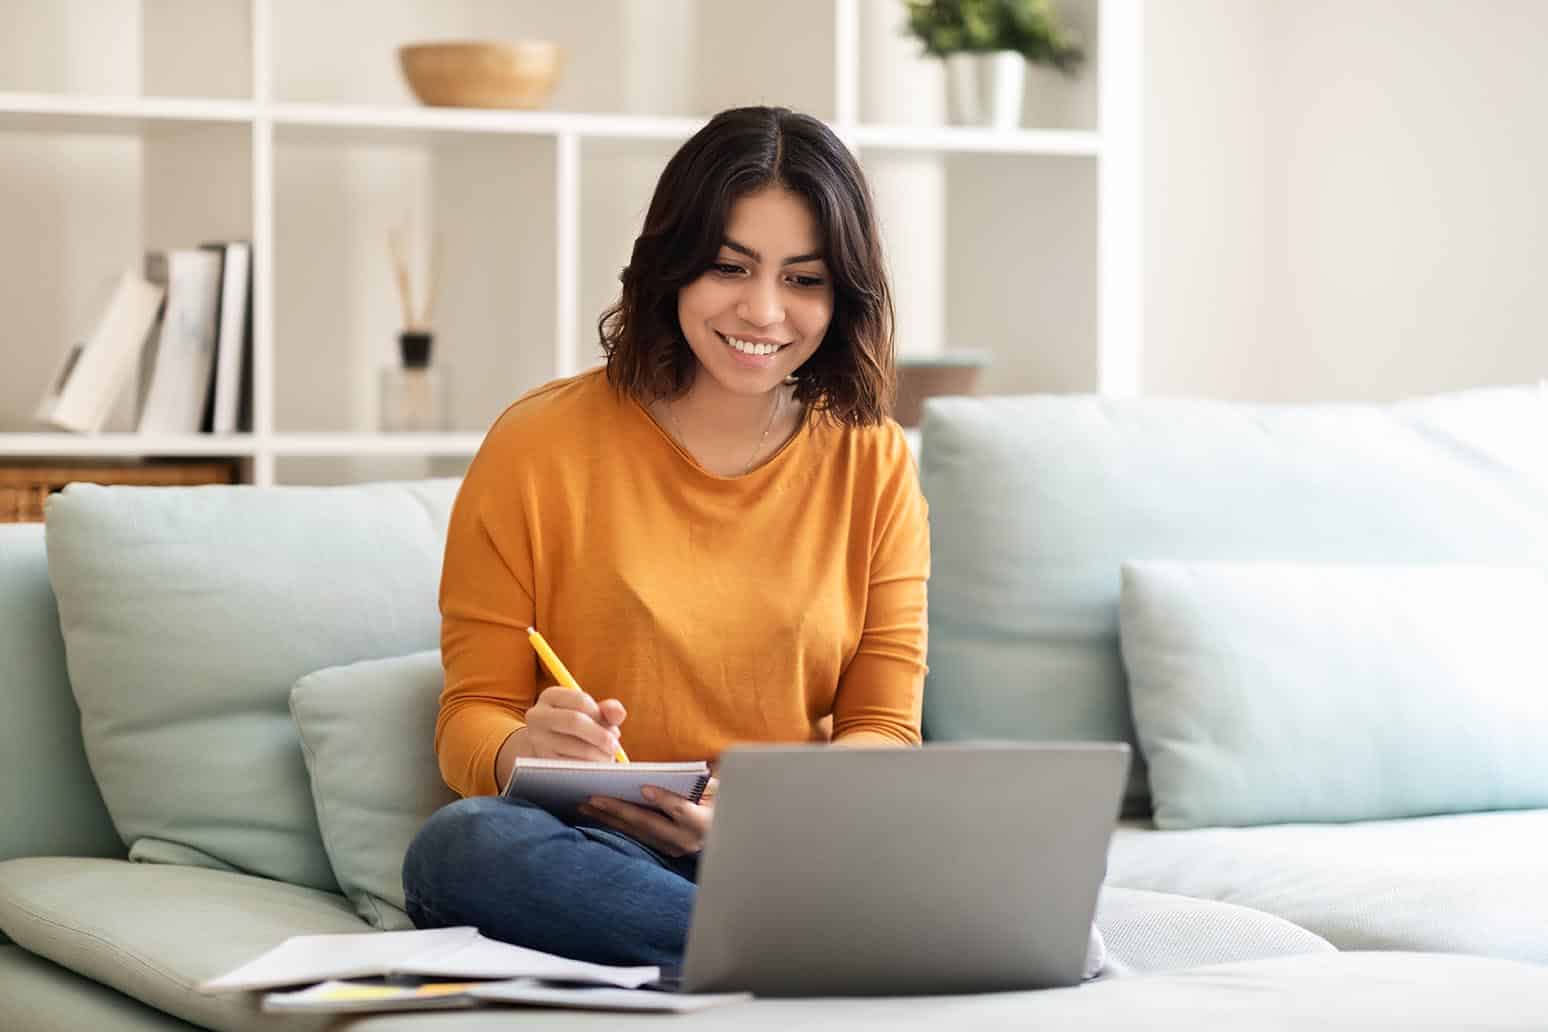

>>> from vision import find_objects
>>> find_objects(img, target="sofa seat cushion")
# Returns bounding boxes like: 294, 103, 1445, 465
0, 943, 202, 1031
1107, 809, 1548, 963
333, 953, 1548, 1031
0, 857, 370, 1032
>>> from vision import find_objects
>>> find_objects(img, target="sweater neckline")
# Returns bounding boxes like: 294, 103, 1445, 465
629, 390, 812, 484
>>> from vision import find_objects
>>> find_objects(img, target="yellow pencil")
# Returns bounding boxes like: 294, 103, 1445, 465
526, 626, 629, 763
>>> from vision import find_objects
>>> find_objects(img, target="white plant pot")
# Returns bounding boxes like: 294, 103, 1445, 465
944, 53, 981, 125
944, 51, 1027, 130
983, 51, 1026, 131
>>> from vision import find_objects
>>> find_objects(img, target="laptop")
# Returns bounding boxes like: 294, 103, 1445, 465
671, 741, 1130, 997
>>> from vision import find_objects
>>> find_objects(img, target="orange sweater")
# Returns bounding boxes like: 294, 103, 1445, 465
436, 368, 930, 798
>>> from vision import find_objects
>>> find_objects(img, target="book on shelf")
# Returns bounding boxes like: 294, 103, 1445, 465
201, 240, 253, 434
135, 240, 254, 435
35, 269, 165, 433
136, 249, 223, 434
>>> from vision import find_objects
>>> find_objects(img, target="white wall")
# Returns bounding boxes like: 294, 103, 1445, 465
1145, 0, 1548, 402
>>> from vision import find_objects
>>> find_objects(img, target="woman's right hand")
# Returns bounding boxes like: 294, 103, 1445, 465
520, 686, 628, 761
495, 687, 626, 793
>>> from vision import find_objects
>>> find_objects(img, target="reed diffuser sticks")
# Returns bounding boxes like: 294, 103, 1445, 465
388, 222, 443, 332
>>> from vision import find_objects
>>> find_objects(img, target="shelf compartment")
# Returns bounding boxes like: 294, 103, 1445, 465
1, 121, 252, 436
0, 1, 251, 101
940, 152, 1099, 395
273, 130, 556, 434
270, 0, 835, 121
574, 137, 685, 376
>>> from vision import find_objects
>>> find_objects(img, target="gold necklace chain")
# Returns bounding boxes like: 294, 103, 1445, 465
667, 389, 782, 476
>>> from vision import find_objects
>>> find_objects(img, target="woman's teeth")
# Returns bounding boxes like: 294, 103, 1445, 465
722, 333, 784, 357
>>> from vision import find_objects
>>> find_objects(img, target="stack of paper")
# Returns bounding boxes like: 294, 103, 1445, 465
200, 927, 749, 1016
262, 979, 750, 1015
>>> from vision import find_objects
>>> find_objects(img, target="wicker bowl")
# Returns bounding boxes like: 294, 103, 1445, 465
398, 41, 563, 110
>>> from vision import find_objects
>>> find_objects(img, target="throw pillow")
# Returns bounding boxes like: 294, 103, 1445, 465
291, 650, 457, 929
44, 479, 458, 892
1119, 560, 1548, 829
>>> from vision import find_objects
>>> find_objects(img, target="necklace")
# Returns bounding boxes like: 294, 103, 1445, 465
666, 388, 783, 476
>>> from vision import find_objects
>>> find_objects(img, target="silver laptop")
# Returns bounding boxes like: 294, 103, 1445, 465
678, 741, 1130, 996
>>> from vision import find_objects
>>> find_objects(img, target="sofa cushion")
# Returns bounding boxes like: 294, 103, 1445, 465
291, 650, 456, 930
918, 385, 1548, 813
1120, 560, 1548, 829
43, 480, 458, 893
0, 857, 369, 1032
0, 524, 123, 874
336, 953, 1548, 1030
0, 943, 202, 1031
1106, 808, 1548, 964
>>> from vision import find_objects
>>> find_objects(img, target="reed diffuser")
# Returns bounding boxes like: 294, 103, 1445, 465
381, 223, 449, 432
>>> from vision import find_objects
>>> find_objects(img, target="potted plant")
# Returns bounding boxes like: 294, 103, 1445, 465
902, 0, 1084, 130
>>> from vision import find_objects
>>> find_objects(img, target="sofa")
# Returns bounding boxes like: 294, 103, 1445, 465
2, 383, 1546, 1030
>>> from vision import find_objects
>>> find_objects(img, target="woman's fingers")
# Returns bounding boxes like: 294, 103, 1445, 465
540, 685, 600, 718
582, 794, 709, 857
597, 698, 627, 728
528, 689, 624, 761
554, 709, 620, 754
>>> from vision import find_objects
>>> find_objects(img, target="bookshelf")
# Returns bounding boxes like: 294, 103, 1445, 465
0, 0, 1141, 486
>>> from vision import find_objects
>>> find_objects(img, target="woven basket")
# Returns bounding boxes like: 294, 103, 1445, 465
0, 460, 243, 524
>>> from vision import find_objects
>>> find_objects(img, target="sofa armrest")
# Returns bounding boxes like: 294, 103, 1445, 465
0, 525, 124, 890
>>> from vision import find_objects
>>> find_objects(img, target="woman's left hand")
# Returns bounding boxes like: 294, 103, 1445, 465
578, 779, 718, 858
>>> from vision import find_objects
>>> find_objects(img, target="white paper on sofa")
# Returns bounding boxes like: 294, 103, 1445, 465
261, 978, 751, 1015
199, 926, 659, 993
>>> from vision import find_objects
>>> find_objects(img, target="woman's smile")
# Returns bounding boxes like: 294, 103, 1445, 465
717, 330, 791, 365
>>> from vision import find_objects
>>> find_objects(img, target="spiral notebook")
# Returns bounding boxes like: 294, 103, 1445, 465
502, 758, 711, 818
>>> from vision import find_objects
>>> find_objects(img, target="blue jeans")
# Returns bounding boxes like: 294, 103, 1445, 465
401, 796, 700, 968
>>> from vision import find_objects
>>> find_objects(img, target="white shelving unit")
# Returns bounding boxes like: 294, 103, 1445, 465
0, 0, 1140, 486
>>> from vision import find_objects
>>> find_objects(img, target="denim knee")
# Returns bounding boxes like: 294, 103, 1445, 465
402, 796, 505, 914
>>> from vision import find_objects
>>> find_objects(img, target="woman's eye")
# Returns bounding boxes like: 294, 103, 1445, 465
712, 263, 823, 288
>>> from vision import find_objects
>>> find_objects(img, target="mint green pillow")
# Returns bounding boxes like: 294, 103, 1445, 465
44, 480, 458, 892
291, 650, 456, 929
1120, 560, 1548, 829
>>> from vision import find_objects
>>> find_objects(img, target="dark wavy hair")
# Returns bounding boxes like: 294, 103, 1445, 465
599, 106, 895, 427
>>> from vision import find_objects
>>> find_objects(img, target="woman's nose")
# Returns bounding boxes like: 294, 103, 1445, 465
736, 276, 784, 327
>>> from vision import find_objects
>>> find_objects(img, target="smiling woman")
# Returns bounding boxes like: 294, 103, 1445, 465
402, 106, 930, 971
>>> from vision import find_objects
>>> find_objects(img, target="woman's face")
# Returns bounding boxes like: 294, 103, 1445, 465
676, 186, 835, 399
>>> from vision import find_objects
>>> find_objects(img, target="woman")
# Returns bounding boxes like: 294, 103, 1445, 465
401, 105, 930, 969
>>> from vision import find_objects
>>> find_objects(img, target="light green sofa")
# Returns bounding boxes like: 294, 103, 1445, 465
2, 384, 1547, 1030
919, 383, 1548, 966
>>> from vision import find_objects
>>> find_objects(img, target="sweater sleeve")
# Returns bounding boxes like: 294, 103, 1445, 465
831, 427, 930, 746
436, 422, 539, 798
